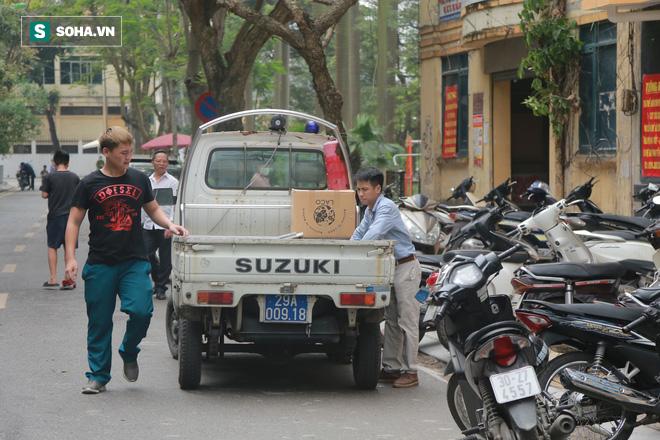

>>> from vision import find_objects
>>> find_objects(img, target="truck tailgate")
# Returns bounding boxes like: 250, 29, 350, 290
174, 236, 395, 287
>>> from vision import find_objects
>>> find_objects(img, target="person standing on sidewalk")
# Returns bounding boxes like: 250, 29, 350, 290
350, 166, 422, 388
64, 126, 188, 395
141, 150, 178, 300
40, 150, 80, 289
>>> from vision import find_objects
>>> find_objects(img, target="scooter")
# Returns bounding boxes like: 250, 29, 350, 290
510, 198, 657, 289
515, 299, 660, 439
397, 194, 451, 254
427, 246, 576, 439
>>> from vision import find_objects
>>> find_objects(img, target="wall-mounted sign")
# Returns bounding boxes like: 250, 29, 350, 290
439, 0, 462, 23
442, 85, 458, 158
472, 92, 484, 165
642, 74, 660, 177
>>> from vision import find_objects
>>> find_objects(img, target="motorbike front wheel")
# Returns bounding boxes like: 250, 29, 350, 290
447, 374, 471, 432
536, 352, 637, 440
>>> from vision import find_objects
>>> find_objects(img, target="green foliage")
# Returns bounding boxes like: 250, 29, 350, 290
0, 96, 42, 155
518, 0, 583, 137
348, 114, 403, 170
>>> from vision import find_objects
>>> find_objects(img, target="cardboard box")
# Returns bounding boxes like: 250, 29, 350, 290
291, 189, 357, 238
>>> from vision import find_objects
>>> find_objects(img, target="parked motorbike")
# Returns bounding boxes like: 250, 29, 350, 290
397, 194, 451, 254
511, 197, 656, 289
16, 169, 30, 191
426, 246, 576, 439
515, 299, 660, 440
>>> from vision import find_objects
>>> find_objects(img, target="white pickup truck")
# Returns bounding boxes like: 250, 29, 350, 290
167, 110, 396, 390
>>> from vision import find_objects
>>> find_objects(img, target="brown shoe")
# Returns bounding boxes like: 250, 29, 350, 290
393, 372, 419, 388
378, 369, 401, 383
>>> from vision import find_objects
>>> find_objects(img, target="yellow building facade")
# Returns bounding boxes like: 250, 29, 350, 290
420, 0, 660, 214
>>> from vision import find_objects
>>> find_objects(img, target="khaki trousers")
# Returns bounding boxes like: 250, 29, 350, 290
382, 259, 422, 374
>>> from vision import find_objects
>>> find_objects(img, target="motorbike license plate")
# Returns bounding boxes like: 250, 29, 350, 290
263, 294, 309, 323
489, 366, 541, 404
423, 304, 438, 322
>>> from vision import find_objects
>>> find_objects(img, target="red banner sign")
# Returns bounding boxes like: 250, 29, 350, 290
442, 85, 458, 158
642, 74, 660, 177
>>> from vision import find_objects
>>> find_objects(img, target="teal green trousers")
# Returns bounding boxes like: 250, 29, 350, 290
82, 260, 153, 384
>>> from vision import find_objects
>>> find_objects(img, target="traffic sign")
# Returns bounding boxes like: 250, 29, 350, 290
195, 92, 218, 122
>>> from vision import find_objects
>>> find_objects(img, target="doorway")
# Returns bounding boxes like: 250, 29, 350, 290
510, 78, 549, 210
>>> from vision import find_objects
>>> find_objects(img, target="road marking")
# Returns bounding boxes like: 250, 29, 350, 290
33, 222, 42, 228
0, 294, 7, 309
25, 232, 34, 238
2, 264, 17, 274
0, 192, 14, 200
14, 245, 25, 252
418, 364, 448, 384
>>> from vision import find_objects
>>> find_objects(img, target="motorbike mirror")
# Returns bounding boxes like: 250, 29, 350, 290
653, 195, 660, 206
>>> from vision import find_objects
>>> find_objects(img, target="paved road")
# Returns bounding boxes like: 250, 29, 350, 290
1, 180, 658, 439
0, 186, 462, 440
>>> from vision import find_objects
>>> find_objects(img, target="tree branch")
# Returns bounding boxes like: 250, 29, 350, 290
217, 0, 304, 49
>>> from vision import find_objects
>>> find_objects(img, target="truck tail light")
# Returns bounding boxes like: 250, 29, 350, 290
197, 291, 234, 305
340, 293, 376, 306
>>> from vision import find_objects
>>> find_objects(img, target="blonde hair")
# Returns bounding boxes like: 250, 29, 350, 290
98, 126, 133, 152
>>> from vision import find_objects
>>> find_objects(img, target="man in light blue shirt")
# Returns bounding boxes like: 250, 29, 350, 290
351, 167, 422, 388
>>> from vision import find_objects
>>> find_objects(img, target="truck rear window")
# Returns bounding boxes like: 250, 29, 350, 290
205, 148, 327, 190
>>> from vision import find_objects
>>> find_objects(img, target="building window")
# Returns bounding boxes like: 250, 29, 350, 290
60, 106, 104, 116
579, 21, 617, 154
442, 54, 469, 157
43, 60, 55, 84
13, 145, 31, 154
60, 57, 103, 85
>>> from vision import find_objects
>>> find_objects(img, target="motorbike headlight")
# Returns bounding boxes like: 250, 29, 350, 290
426, 222, 441, 244
402, 216, 427, 243
448, 263, 484, 288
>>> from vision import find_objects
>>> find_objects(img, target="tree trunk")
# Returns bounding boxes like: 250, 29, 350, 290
348, 4, 361, 126
335, 13, 350, 128
180, 0, 291, 131
377, 0, 397, 142
45, 107, 60, 151
274, 40, 290, 109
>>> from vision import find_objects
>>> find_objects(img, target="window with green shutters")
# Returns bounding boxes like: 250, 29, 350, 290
579, 22, 617, 154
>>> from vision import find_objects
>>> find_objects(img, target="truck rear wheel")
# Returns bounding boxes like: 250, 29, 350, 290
165, 297, 179, 360
178, 319, 202, 390
352, 323, 381, 390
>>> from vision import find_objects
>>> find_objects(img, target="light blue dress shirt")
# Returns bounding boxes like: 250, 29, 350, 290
351, 194, 416, 260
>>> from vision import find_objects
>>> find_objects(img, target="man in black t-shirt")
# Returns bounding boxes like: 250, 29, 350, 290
39, 150, 80, 289
65, 126, 188, 395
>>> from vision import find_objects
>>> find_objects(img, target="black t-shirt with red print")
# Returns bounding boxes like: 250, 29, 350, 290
71, 168, 154, 266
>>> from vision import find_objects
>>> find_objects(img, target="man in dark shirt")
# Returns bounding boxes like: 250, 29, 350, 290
65, 126, 188, 395
40, 150, 80, 289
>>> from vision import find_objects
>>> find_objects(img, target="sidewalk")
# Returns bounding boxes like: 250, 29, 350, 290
0, 177, 16, 192
418, 332, 660, 439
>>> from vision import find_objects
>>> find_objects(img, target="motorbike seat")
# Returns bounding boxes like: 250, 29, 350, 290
631, 287, 660, 304
442, 249, 530, 265
591, 230, 640, 241
521, 301, 644, 323
463, 320, 531, 354
417, 254, 445, 266
617, 259, 656, 274
577, 213, 653, 230
522, 262, 626, 281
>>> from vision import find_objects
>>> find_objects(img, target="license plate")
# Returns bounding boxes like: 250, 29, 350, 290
263, 294, 309, 323
423, 304, 438, 322
489, 366, 541, 404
